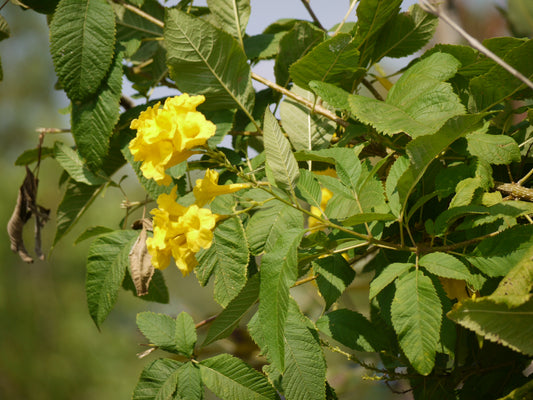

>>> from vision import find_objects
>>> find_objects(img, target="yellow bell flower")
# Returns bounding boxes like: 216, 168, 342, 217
193, 169, 251, 207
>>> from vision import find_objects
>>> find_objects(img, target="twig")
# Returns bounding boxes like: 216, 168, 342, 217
251, 72, 349, 127
195, 315, 217, 329
362, 78, 384, 101
300, 0, 325, 31
419, 0, 533, 90
292, 274, 318, 287
333, 0, 358, 36
495, 181, 533, 202
113, 0, 164, 28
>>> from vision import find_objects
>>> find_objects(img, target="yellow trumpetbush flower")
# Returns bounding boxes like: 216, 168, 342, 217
146, 186, 218, 276
308, 168, 337, 231
193, 169, 251, 207
129, 94, 216, 186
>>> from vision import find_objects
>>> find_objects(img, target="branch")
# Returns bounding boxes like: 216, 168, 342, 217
419, 0, 533, 90
251, 72, 350, 128
299, 0, 326, 31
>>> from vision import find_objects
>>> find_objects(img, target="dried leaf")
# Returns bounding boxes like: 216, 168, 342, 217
128, 220, 154, 296
7, 167, 49, 263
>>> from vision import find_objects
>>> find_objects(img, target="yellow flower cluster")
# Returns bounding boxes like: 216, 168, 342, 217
129, 95, 252, 276
146, 187, 217, 275
129, 94, 216, 186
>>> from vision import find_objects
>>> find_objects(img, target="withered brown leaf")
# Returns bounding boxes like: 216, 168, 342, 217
128, 219, 154, 296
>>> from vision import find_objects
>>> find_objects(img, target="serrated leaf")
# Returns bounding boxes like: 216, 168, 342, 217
349, 52, 465, 138
71, 51, 123, 171
199, 354, 278, 400
54, 179, 105, 245
175, 312, 197, 358
391, 269, 442, 375
203, 274, 260, 347
471, 39, 533, 111
341, 212, 395, 227
313, 255, 355, 310
206, 0, 250, 43
123, 268, 170, 304
448, 296, 533, 356
466, 225, 533, 277
354, 0, 403, 47
317, 308, 388, 352
164, 8, 254, 114
132, 358, 182, 400
385, 156, 410, 218
53, 142, 107, 185
369, 262, 413, 299
289, 33, 361, 92
258, 229, 304, 372
245, 200, 303, 255
419, 252, 475, 284
137, 312, 178, 353
281, 299, 326, 400
75, 225, 114, 244
176, 362, 203, 400
274, 21, 325, 87
244, 33, 284, 61
15, 147, 55, 166
280, 86, 335, 152
295, 169, 322, 209
466, 133, 521, 165
86, 230, 138, 328
263, 109, 300, 193
309, 81, 351, 111
371, 4, 437, 62
50, 0, 116, 101
195, 217, 249, 307
492, 245, 533, 302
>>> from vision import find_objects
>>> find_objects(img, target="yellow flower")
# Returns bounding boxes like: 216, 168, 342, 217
146, 186, 218, 276
308, 168, 337, 231
193, 169, 251, 207
129, 94, 216, 185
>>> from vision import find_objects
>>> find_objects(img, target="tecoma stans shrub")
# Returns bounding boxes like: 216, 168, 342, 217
4, 0, 533, 398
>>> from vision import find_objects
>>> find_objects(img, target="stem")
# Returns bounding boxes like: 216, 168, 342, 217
251, 72, 349, 127
299, 0, 325, 31
292, 274, 318, 287
113, 0, 165, 28
362, 78, 384, 101
333, 0, 358, 36
419, 0, 533, 90
195, 315, 217, 329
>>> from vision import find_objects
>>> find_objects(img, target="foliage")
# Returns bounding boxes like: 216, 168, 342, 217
4, 0, 533, 399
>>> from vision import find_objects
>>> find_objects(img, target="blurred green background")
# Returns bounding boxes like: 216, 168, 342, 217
1, 1, 527, 399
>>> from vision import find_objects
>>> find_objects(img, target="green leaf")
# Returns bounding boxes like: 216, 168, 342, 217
54, 179, 105, 245
263, 109, 300, 193
317, 308, 388, 352
369, 262, 414, 299
280, 86, 335, 151
274, 21, 325, 87
466, 225, 533, 277
50, 0, 116, 101
354, 0, 403, 48
74, 225, 114, 244
122, 268, 170, 304
391, 269, 442, 375
132, 358, 182, 400
385, 156, 410, 218
18, 0, 60, 14
175, 312, 197, 358
86, 230, 138, 328
206, 0, 250, 43
295, 169, 322, 209
398, 114, 486, 216
308, 81, 351, 111
313, 255, 355, 310
371, 4, 437, 62
176, 362, 203, 400
53, 142, 107, 185
419, 252, 475, 284
195, 217, 249, 307
245, 200, 303, 255
289, 33, 361, 92
15, 147, 55, 166
136, 312, 178, 353
492, 245, 533, 303
203, 274, 260, 347
349, 52, 465, 138
258, 229, 304, 372
71, 51, 123, 171
199, 354, 278, 400
466, 133, 521, 165
471, 39, 533, 111
341, 212, 395, 227
280, 300, 326, 400
164, 8, 255, 114
448, 296, 533, 356
244, 33, 284, 61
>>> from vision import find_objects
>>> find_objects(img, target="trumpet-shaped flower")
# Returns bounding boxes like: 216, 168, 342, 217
308, 168, 337, 230
129, 94, 216, 185
193, 169, 251, 207
146, 187, 218, 276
